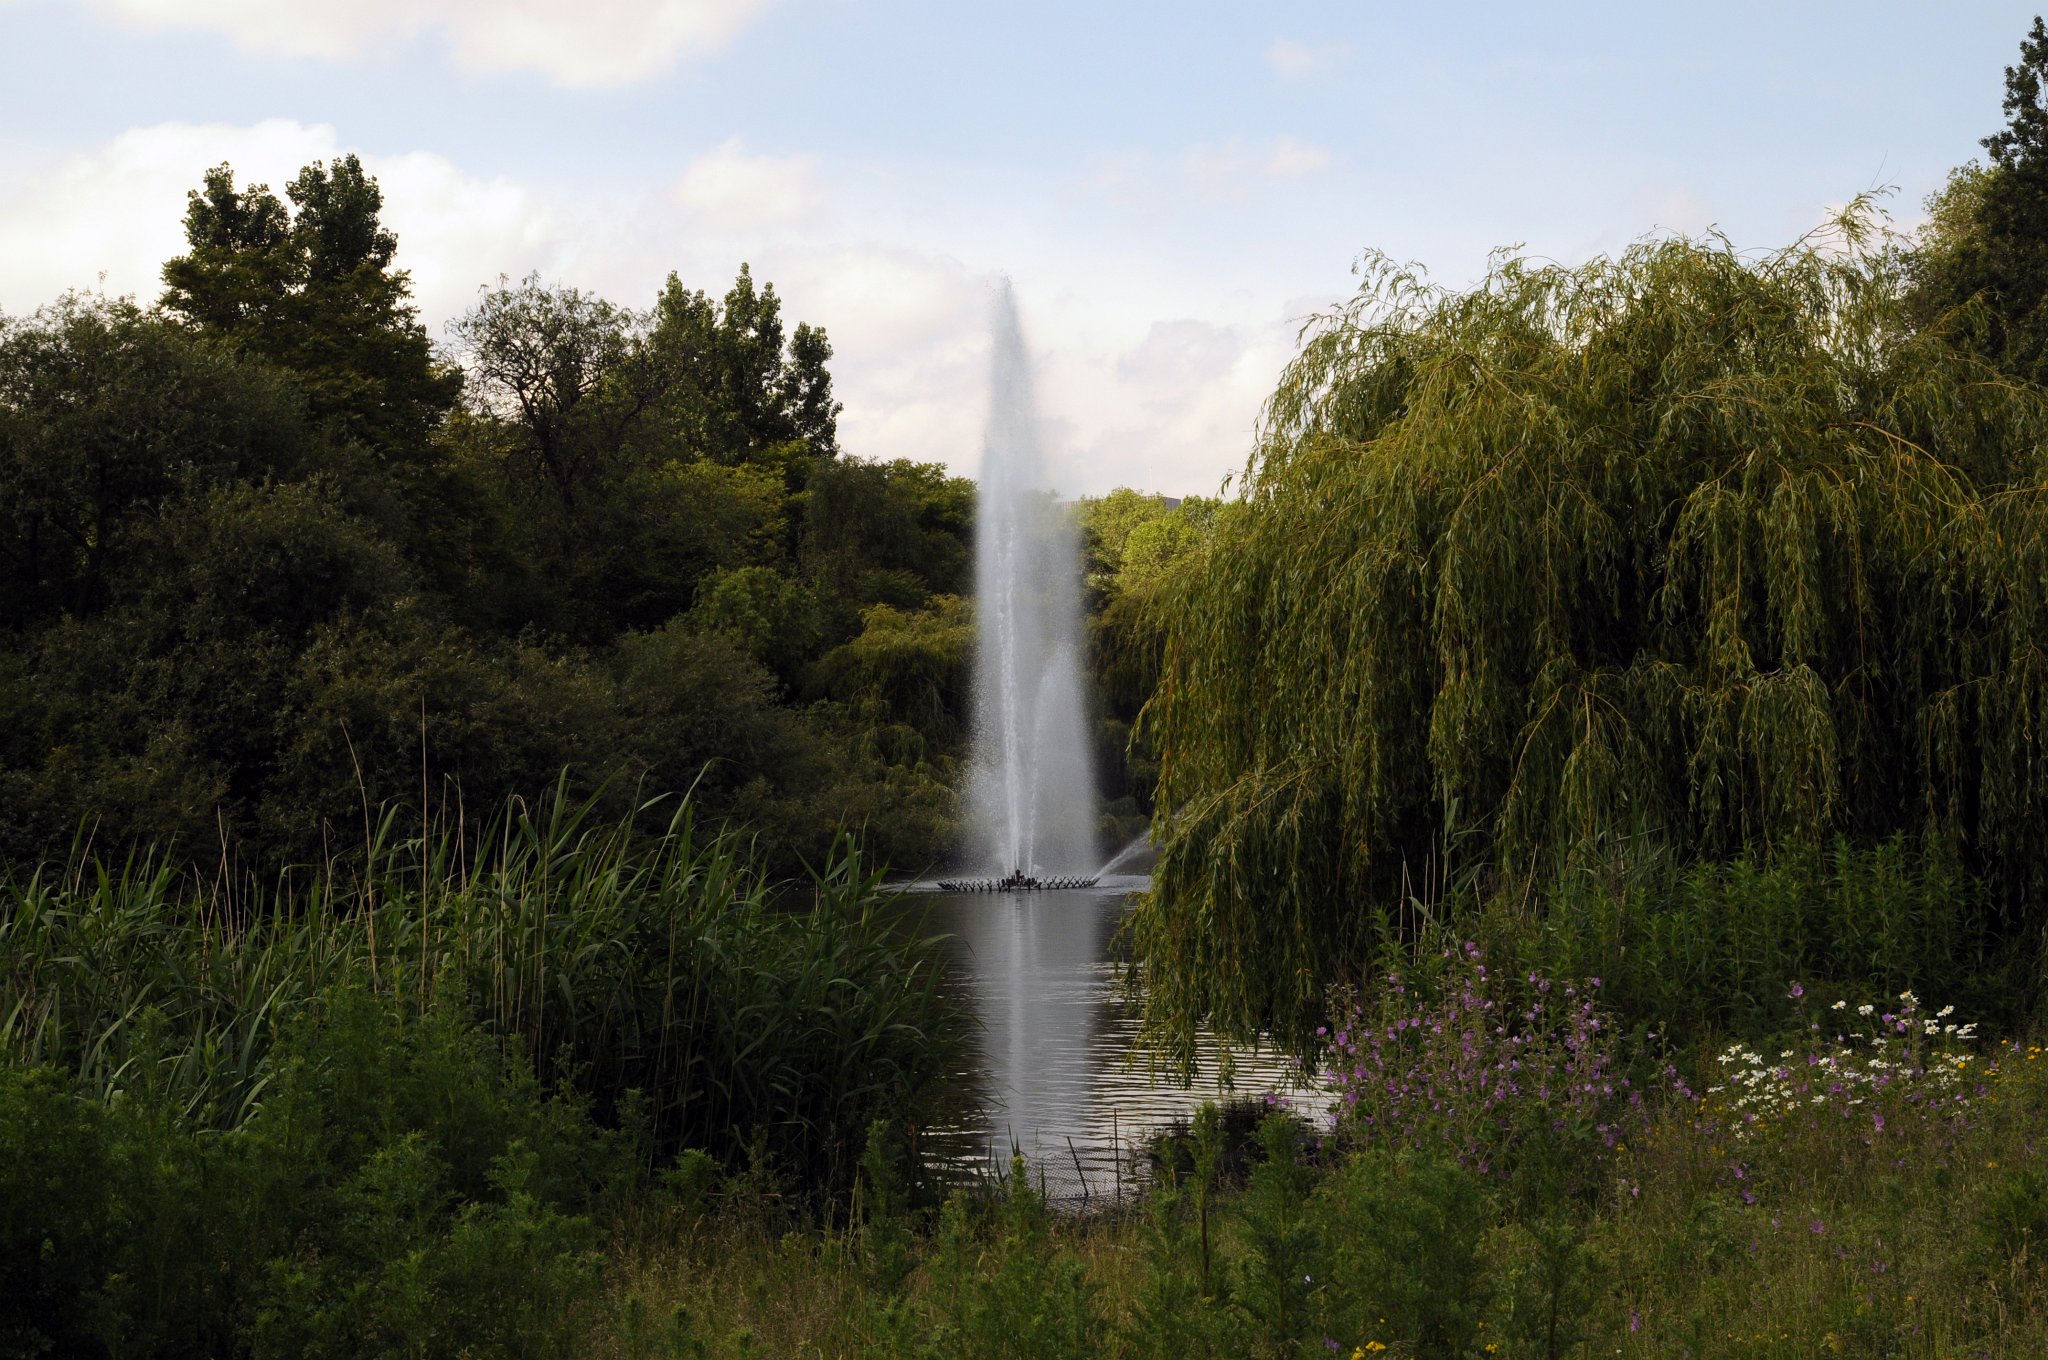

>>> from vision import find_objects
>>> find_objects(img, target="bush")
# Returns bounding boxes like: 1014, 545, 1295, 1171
1, 786, 967, 1202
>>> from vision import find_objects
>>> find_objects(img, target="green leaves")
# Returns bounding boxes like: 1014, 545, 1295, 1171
1140, 214, 2048, 1062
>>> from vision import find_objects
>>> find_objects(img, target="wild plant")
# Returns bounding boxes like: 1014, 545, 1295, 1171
889, 1159, 1100, 1360
0, 781, 965, 1201
1699, 985, 1983, 1140
1309, 1148, 1494, 1358
1227, 1112, 1320, 1353
1323, 942, 1640, 1200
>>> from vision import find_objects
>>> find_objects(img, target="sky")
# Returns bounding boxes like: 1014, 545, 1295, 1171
0, 1, 2041, 497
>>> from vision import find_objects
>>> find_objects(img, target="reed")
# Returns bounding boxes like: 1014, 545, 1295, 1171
0, 778, 965, 1196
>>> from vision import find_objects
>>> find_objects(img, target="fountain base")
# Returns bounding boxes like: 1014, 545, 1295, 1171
937, 869, 1099, 893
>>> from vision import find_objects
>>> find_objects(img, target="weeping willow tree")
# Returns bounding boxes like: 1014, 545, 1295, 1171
1133, 210, 2048, 1065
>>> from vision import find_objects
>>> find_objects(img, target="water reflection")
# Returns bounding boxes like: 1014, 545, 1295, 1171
904, 876, 1305, 1200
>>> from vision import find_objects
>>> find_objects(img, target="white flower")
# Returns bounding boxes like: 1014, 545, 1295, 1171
1937, 1005, 1955, 1018
1857, 1004, 1875, 1017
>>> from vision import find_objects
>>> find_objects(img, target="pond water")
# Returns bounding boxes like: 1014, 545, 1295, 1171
897, 875, 1310, 1203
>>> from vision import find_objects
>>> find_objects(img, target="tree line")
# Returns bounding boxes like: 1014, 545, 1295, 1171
1133, 19, 2048, 1063
0, 157, 978, 875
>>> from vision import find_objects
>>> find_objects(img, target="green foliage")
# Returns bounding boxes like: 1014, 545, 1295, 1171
0, 296, 317, 627
0, 786, 968, 1198
812, 597, 972, 748
1489, 837, 2026, 1047
1312, 1150, 1494, 1358
1227, 1114, 1318, 1353
1909, 18, 2048, 385
1121, 1182, 1242, 1360
1077, 491, 1221, 819
161, 157, 460, 455
0, 987, 612, 1359
888, 1167, 1101, 1360
0, 157, 974, 878
1139, 216, 2048, 1061
646, 264, 840, 464
800, 457, 974, 629
689, 565, 821, 681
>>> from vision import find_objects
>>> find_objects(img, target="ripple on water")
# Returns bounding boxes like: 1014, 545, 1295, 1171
896, 882, 1316, 1203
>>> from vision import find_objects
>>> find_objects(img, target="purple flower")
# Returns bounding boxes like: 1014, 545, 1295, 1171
1788, 982, 1805, 999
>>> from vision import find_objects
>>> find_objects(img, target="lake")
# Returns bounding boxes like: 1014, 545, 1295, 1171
899, 874, 1309, 1204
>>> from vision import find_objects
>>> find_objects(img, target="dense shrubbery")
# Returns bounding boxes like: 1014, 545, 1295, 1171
1, 787, 966, 1187
0, 159, 979, 878
1, 989, 616, 1358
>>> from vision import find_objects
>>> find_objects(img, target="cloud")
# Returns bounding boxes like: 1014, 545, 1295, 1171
0, 120, 563, 324
1265, 36, 1350, 80
1180, 136, 1334, 196
0, 120, 1305, 498
80, 0, 769, 87
1264, 136, 1332, 178
671, 138, 827, 232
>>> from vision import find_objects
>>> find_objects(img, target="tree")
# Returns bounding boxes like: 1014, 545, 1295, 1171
161, 157, 460, 454
644, 265, 841, 466
1907, 17, 2048, 382
0, 297, 313, 627
449, 276, 652, 519
1135, 223, 2048, 1066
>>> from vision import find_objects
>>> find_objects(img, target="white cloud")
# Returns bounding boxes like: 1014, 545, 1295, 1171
1265, 36, 1350, 80
1180, 137, 1334, 196
671, 138, 827, 232
0, 120, 563, 324
1264, 136, 1331, 178
0, 120, 1307, 498
81, 0, 769, 87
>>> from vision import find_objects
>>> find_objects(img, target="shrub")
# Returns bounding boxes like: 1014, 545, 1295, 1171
1323, 943, 1640, 1203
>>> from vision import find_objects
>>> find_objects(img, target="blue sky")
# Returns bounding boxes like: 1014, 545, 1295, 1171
1, 1, 2039, 494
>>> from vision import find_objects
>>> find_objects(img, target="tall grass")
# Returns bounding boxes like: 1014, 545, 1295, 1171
0, 779, 965, 1197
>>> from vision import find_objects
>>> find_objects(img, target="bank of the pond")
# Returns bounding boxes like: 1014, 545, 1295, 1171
587, 1034, 2048, 1360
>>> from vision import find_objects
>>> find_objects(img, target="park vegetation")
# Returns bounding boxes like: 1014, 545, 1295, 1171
9, 16, 2048, 1360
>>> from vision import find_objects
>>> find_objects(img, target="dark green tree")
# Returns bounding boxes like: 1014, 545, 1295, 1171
645, 265, 841, 467
0, 298, 313, 628
1908, 17, 2048, 382
448, 276, 651, 520
161, 156, 461, 454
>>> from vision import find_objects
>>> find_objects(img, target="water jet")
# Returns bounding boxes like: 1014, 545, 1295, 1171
964, 284, 1099, 888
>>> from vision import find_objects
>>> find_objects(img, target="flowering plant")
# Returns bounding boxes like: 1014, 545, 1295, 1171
1702, 985, 1981, 1139
1321, 943, 1641, 1178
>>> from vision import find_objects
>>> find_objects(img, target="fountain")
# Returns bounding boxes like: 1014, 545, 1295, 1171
961, 284, 1100, 890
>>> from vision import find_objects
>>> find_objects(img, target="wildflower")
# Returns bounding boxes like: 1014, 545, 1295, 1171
1788, 982, 1804, 999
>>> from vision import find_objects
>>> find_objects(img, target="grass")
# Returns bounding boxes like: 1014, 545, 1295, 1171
570, 1037, 2048, 1358
7, 801, 2044, 1357
1, 779, 967, 1196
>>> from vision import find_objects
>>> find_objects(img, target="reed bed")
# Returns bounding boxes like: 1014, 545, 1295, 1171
0, 780, 966, 1196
